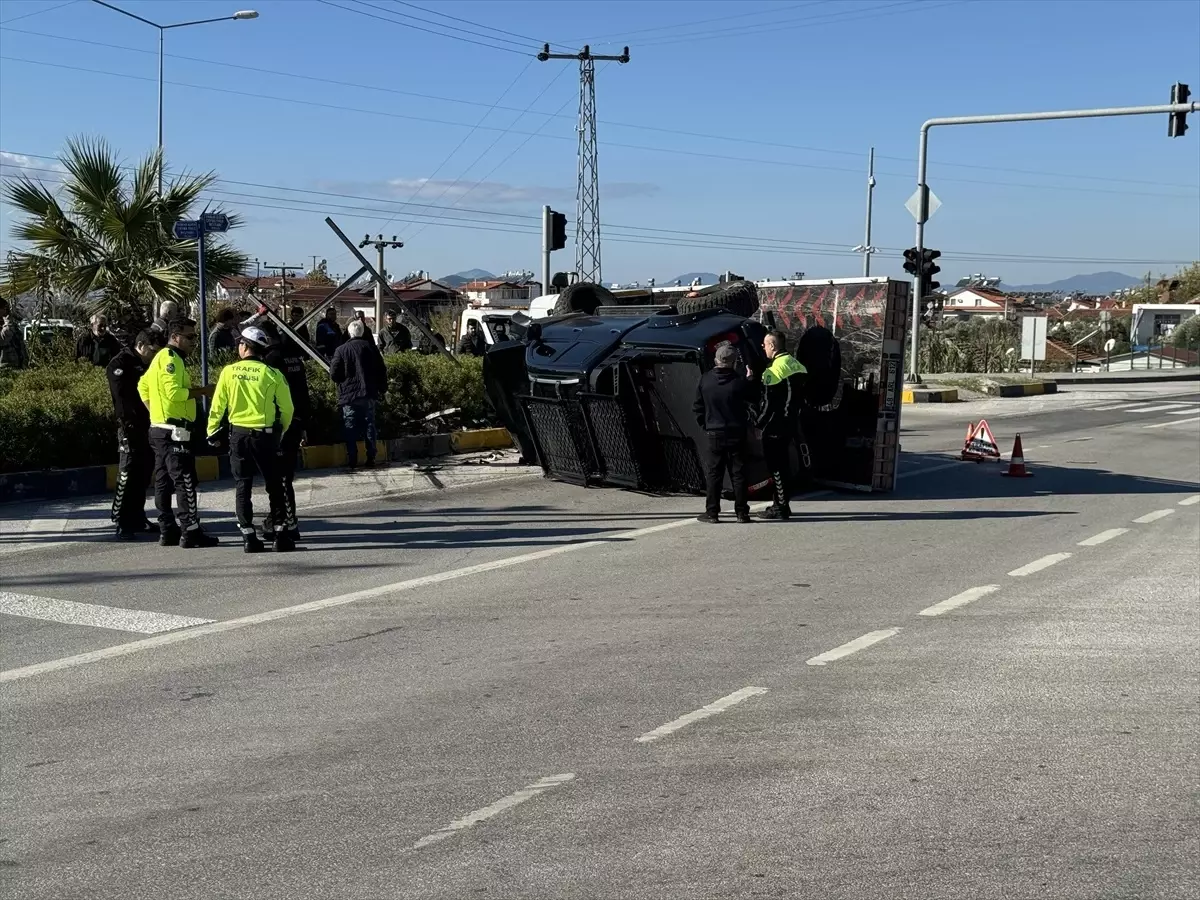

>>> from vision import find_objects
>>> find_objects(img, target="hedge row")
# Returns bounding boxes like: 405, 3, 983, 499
0, 350, 492, 474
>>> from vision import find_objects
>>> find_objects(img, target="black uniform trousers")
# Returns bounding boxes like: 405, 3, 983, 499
111, 427, 152, 529
230, 427, 293, 534
264, 423, 302, 533
704, 429, 750, 519
148, 426, 200, 531
762, 430, 795, 510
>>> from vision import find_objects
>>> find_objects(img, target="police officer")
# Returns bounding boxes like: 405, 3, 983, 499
107, 330, 159, 540
138, 318, 219, 547
206, 325, 296, 554
755, 329, 807, 520
261, 320, 309, 544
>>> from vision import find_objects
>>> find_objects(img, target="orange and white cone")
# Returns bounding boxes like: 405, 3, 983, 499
1001, 434, 1034, 478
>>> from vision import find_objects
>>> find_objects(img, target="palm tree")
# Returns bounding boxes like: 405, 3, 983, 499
1, 137, 249, 325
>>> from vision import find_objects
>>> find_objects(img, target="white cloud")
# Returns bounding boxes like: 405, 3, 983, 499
0, 151, 63, 176
316, 177, 659, 208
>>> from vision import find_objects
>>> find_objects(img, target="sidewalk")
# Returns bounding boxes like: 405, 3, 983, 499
0, 451, 541, 557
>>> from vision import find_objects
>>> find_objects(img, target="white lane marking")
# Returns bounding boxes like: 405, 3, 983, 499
1127, 403, 1192, 414
806, 628, 901, 666
919, 585, 1000, 617
411, 773, 575, 850
1090, 403, 1135, 411
1168, 408, 1200, 415
0, 461, 963, 683
634, 686, 768, 744
0, 592, 213, 634
1180, 495, 1200, 507
1077, 528, 1129, 547
1008, 553, 1071, 577
1133, 509, 1175, 524
1144, 416, 1200, 429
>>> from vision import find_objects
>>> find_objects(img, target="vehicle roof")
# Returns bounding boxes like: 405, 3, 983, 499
618, 309, 750, 351
524, 314, 649, 378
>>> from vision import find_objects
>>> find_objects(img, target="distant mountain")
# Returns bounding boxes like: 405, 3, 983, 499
1000, 272, 1142, 295
438, 268, 495, 288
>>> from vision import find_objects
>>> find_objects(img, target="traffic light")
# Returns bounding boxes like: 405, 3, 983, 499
919, 248, 941, 299
1169, 82, 1190, 138
549, 210, 568, 251
903, 247, 920, 277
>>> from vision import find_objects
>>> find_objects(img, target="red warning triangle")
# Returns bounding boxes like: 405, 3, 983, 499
961, 418, 1001, 461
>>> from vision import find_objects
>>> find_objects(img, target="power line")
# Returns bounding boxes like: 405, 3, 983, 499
4, 164, 1194, 267
386, 0, 561, 49
314, 0, 531, 55
639, 0, 946, 47
564, 1, 831, 44
0, 0, 79, 25
3, 55, 1194, 203
2, 27, 1195, 191
350, 0, 540, 50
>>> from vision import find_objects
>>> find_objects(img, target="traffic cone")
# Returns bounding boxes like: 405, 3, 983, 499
1001, 434, 1034, 478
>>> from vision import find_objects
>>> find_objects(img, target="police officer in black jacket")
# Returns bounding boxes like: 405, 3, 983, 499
692, 343, 756, 524
261, 320, 311, 542
106, 331, 159, 540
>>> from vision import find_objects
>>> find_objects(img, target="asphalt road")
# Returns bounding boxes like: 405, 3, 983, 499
2, 382, 1198, 899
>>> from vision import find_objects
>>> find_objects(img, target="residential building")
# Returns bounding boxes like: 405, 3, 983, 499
943, 287, 1019, 319
461, 279, 534, 305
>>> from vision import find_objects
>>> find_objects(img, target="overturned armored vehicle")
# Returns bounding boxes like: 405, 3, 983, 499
483, 277, 911, 496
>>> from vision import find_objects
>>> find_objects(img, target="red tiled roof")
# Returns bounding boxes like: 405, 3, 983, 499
462, 280, 520, 291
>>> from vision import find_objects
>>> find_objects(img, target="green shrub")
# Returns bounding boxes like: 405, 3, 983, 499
0, 347, 494, 474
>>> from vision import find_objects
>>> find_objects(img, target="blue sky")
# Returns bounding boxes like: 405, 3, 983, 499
1, 0, 1198, 286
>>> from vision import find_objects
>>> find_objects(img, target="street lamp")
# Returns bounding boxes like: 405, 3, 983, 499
89, 1, 259, 193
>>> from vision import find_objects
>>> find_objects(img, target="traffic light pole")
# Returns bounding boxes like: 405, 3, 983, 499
908, 95, 1197, 383
541, 205, 552, 299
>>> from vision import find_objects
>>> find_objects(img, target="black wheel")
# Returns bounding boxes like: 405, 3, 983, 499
676, 280, 759, 318
796, 325, 842, 407
551, 282, 618, 316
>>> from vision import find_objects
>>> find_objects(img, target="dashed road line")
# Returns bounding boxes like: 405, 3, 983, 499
1133, 509, 1175, 524
1090, 403, 1134, 411
634, 686, 768, 744
0, 592, 213, 634
1180, 495, 1200, 507
1167, 408, 1200, 415
1144, 416, 1200, 429
1128, 404, 1192, 415
806, 628, 901, 667
1077, 528, 1129, 547
918, 585, 1000, 618
411, 773, 575, 850
1008, 553, 1071, 577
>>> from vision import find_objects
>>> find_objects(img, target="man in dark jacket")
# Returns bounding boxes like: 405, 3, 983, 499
208, 308, 239, 355
262, 321, 311, 542
76, 313, 123, 367
692, 343, 756, 524
457, 320, 486, 357
329, 319, 388, 467
107, 331, 159, 539
315, 307, 344, 358
378, 308, 412, 355
755, 330, 807, 520
288, 305, 311, 345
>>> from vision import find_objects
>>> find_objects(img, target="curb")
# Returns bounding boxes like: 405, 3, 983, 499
986, 381, 1058, 398
0, 428, 515, 505
903, 388, 959, 404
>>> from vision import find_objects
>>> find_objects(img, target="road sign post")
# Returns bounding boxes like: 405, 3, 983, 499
174, 214, 230, 387
1021, 315, 1048, 375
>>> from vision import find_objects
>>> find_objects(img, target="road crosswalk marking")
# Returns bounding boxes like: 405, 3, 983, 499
1127, 404, 1192, 414
1144, 416, 1200, 429
0, 592, 213, 634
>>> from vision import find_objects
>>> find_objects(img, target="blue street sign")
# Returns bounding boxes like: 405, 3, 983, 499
200, 212, 230, 233
173, 219, 203, 240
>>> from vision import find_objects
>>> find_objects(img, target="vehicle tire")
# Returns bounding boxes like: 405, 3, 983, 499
797, 325, 842, 407
551, 282, 618, 316
676, 280, 759, 318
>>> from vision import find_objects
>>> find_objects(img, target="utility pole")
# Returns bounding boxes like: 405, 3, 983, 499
853, 147, 877, 276
264, 264, 302, 316
537, 43, 630, 285
358, 234, 403, 341
906, 89, 1196, 384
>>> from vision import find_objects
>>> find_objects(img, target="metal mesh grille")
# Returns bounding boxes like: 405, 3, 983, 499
521, 396, 596, 483
581, 395, 642, 488
660, 435, 705, 493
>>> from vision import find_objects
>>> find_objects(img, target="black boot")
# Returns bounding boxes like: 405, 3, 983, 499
756, 504, 792, 520
243, 533, 265, 554
115, 526, 137, 541
159, 524, 182, 547
179, 529, 220, 548
273, 531, 296, 553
